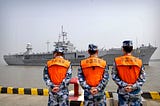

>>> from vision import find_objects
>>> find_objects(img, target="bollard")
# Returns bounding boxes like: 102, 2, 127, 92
70, 77, 79, 97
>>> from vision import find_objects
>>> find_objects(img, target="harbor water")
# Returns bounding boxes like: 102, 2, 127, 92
0, 60, 160, 92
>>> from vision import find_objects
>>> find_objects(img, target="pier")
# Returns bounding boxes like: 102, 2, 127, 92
0, 87, 160, 106
1, 77, 160, 106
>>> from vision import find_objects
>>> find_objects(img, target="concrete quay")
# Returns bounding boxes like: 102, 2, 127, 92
0, 94, 160, 106
0, 85, 160, 106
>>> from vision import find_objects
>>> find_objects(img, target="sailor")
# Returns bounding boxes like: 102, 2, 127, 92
78, 44, 109, 106
43, 47, 72, 106
112, 40, 146, 106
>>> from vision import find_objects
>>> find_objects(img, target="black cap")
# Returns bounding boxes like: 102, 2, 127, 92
123, 40, 133, 47
88, 44, 98, 51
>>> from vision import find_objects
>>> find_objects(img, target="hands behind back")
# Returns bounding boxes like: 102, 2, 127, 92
52, 85, 60, 93
90, 87, 98, 95
124, 84, 133, 93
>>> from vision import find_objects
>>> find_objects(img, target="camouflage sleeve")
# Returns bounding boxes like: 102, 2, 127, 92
59, 65, 72, 89
96, 65, 109, 91
111, 62, 128, 87
132, 65, 146, 90
78, 67, 91, 92
43, 65, 54, 88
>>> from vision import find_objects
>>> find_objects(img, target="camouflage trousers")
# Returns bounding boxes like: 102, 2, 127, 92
84, 91, 107, 106
48, 91, 69, 106
118, 94, 142, 106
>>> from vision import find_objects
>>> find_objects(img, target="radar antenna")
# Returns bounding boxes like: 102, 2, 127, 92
24, 43, 32, 55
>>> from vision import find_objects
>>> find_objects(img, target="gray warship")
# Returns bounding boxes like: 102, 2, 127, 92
3, 28, 157, 66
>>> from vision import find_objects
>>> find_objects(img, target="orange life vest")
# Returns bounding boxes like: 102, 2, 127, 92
80, 56, 106, 87
47, 57, 70, 85
115, 55, 142, 84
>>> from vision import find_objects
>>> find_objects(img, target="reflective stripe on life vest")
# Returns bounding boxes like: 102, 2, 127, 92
115, 55, 142, 84
81, 56, 106, 87
47, 57, 70, 85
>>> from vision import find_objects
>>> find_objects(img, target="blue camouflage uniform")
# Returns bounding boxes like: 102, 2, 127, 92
43, 64, 72, 106
112, 62, 146, 106
78, 65, 109, 106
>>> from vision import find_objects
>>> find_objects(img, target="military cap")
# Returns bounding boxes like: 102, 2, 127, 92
88, 44, 98, 51
123, 40, 133, 47
54, 47, 64, 53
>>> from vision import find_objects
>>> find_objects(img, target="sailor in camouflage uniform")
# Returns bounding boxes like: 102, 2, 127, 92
78, 44, 109, 106
112, 40, 146, 106
43, 47, 72, 106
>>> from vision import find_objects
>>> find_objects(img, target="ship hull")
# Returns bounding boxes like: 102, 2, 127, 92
3, 55, 24, 65
3, 45, 157, 66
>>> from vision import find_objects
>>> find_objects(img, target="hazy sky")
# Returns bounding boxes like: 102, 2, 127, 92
0, 0, 160, 63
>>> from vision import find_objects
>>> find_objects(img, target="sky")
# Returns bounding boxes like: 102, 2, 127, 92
0, 0, 160, 63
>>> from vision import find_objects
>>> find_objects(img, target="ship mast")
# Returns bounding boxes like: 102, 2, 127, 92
136, 37, 138, 49
46, 41, 50, 52
61, 25, 67, 43
53, 26, 75, 52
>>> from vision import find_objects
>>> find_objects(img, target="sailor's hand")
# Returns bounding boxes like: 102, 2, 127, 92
90, 87, 98, 95
52, 85, 60, 93
124, 84, 132, 93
